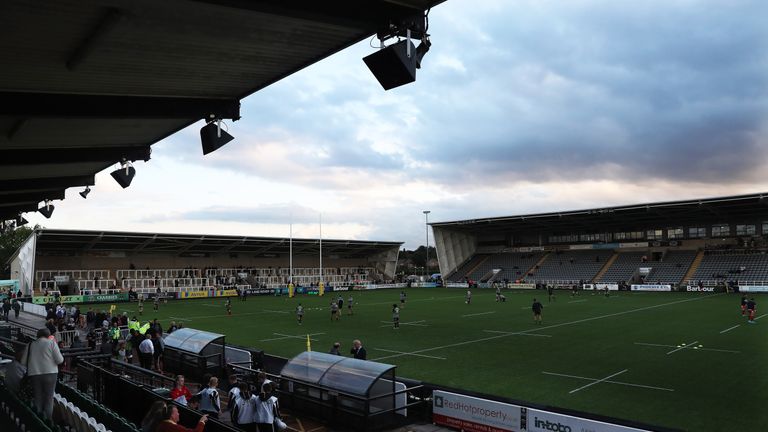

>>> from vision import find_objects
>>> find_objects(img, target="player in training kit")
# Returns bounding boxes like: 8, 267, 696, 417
337, 295, 344, 310
153, 295, 160, 311
138, 297, 144, 316
571, 284, 578, 297
347, 296, 354, 315
296, 303, 304, 324
547, 285, 555, 302
330, 301, 340, 321
746, 298, 757, 323
400, 291, 407, 307
225, 298, 232, 316
392, 304, 400, 329
532, 299, 543, 324
466, 290, 472, 304
741, 295, 748, 316
495, 285, 502, 302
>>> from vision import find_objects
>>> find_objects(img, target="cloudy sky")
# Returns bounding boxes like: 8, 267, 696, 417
26, 0, 768, 248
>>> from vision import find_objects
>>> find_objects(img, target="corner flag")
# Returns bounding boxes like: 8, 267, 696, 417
306, 334, 312, 352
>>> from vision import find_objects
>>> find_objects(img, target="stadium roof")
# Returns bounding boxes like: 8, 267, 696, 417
0, 0, 444, 221
34, 229, 402, 259
431, 193, 768, 235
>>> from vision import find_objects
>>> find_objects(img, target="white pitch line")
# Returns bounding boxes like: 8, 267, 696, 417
262, 309, 289, 314
542, 371, 674, 392
719, 325, 740, 334
371, 294, 722, 361
634, 342, 740, 354
483, 330, 552, 338
379, 320, 429, 328
568, 300, 587, 304
755, 313, 768, 321
372, 348, 446, 360
462, 311, 496, 318
168, 316, 191, 322
569, 369, 628, 394
200, 304, 220, 308
666, 340, 699, 355
260, 332, 324, 342
360, 296, 463, 307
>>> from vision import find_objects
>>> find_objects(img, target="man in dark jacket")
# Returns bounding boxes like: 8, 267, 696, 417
350, 339, 366, 360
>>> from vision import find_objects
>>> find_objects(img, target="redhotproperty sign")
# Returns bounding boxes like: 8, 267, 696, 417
433, 390, 520, 432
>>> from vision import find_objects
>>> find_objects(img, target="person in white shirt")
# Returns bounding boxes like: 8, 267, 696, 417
231, 383, 258, 431
254, 383, 281, 432
21, 328, 64, 419
198, 376, 221, 419
138, 333, 154, 369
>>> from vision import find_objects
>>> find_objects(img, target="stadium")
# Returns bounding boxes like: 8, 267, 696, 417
1, 2, 766, 432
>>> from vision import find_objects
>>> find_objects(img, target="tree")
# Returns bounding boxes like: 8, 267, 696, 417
0, 225, 36, 278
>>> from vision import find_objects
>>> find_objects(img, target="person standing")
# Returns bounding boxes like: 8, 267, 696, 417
199, 376, 222, 419
226, 298, 232, 316
170, 375, 193, 406
547, 285, 555, 302
296, 303, 304, 325
392, 304, 400, 329
232, 383, 258, 431
350, 339, 367, 360
2, 299, 10, 321
400, 290, 407, 308
329, 342, 341, 355
22, 328, 64, 419
254, 383, 281, 432
532, 298, 544, 324
465, 289, 472, 304
11, 299, 21, 319
740, 294, 748, 316
138, 333, 154, 369
330, 301, 340, 321
347, 295, 354, 315
155, 405, 208, 432
746, 298, 757, 323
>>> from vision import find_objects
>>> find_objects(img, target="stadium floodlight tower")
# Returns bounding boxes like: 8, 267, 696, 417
423, 210, 430, 277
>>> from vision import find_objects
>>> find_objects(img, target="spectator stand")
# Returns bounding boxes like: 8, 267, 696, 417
279, 351, 425, 431
75, 359, 238, 432
162, 327, 226, 383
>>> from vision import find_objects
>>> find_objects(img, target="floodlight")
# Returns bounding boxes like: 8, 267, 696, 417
15, 215, 28, 226
79, 186, 91, 199
414, 38, 431, 69
201, 120, 234, 155
111, 161, 135, 189
38, 201, 54, 219
363, 39, 417, 90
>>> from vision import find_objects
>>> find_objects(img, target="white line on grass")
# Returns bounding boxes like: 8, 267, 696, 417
168, 316, 191, 322
378, 320, 429, 327
568, 300, 587, 303
542, 371, 673, 392
372, 348, 446, 360
160, 309, 288, 321
719, 325, 740, 334
635, 342, 740, 354
666, 340, 699, 355
569, 369, 628, 394
260, 332, 324, 342
360, 296, 464, 307
755, 313, 767, 321
200, 304, 220, 308
262, 309, 289, 314
370, 293, 723, 361
462, 311, 496, 318
483, 330, 552, 338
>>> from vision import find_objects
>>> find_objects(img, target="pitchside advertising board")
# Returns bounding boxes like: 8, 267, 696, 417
583, 284, 619, 291
630, 284, 671, 292
432, 390, 648, 432
739, 285, 768, 292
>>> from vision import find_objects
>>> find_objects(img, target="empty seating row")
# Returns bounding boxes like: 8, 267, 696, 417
447, 255, 489, 282
643, 250, 697, 284
466, 253, 543, 282
597, 252, 645, 283
528, 250, 614, 283
689, 251, 768, 284
54, 393, 110, 432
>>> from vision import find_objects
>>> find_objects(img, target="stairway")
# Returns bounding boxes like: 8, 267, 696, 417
681, 250, 705, 285
592, 252, 619, 282
523, 252, 550, 280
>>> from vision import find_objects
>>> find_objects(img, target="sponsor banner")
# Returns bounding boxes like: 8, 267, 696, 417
619, 242, 648, 248
584, 284, 619, 291
83, 293, 129, 303
445, 282, 470, 288
179, 290, 209, 299
638, 267, 652, 275
507, 283, 536, 290
739, 285, 768, 293
569, 244, 593, 250
329, 286, 350, 292
509, 246, 545, 253
593, 243, 620, 250
60, 295, 84, 303
53, 275, 70, 284
523, 408, 647, 432
217, 289, 239, 297
630, 284, 671, 292
686, 286, 715, 292
33, 296, 57, 304
433, 390, 520, 432
244, 288, 276, 296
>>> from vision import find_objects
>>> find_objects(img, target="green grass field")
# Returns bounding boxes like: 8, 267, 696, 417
95, 288, 767, 431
